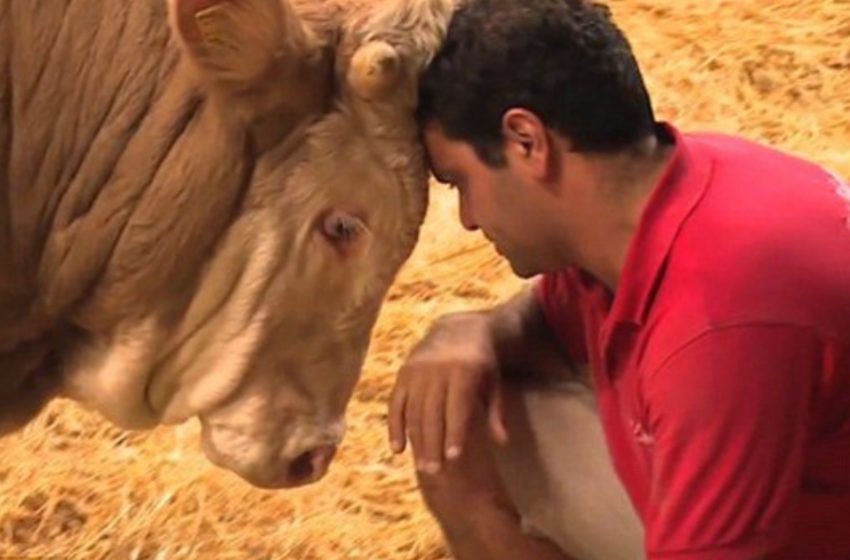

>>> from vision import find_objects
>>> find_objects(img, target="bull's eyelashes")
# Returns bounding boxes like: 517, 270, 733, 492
321, 210, 370, 254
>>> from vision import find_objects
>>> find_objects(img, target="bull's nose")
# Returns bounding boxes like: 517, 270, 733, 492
287, 444, 337, 486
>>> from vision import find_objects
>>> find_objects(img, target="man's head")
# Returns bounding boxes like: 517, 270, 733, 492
417, 0, 657, 277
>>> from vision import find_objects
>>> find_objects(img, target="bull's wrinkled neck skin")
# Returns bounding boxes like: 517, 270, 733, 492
0, 1, 202, 428
0, 0, 335, 429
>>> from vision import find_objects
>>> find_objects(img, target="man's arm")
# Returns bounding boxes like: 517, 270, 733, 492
413, 384, 574, 560
388, 280, 586, 560
436, 496, 574, 560
389, 279, 586, 469
488, 281, 587, 385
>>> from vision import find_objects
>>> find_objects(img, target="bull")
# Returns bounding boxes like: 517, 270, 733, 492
0, 0, 454, 489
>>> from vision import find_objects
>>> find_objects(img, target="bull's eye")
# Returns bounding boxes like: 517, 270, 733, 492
322, 211, 365, 244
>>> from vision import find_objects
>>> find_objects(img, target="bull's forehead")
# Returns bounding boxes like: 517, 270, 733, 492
252, 121, 427, 248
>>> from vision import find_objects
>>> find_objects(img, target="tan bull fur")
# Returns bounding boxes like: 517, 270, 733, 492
0, 0, 455, 488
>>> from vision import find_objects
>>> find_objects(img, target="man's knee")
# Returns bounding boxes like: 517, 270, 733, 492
415, 421, 514, 523
415, 467, 465, 517
416, 460, 522, 551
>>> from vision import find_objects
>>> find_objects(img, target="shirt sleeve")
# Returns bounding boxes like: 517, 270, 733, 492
534, 272, 589, 364
644, 324, 820, 560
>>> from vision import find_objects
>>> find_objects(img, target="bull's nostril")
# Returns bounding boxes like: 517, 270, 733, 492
289, 450, 316, 483
287, 445, 337, 485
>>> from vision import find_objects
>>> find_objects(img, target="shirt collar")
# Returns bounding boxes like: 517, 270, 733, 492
606, 122, 715, 326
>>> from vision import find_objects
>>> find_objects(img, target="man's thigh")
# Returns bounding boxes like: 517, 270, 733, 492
492, 380, 644, 560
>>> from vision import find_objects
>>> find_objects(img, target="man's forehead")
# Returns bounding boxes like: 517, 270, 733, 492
422, 121, 448, 147
422, 123, 457, 178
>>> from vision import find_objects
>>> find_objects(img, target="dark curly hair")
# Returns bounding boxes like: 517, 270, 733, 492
417, 0, 657, 166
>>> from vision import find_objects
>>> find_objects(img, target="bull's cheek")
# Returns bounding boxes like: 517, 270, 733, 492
199, 419, 266, 472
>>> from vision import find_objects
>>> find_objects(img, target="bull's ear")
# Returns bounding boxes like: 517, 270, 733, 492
169, 0, 334, 146
169, 0, 330, 94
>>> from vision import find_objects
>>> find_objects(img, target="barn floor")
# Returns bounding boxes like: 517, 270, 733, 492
2, 1, 849, 558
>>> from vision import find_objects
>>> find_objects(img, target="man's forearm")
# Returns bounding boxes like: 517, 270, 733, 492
486, 283, 585, 384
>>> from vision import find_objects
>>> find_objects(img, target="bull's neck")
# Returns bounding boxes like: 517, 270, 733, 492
0, 2, 192, 342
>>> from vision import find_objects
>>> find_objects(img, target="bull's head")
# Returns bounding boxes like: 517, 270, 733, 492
54, 0, 455, 489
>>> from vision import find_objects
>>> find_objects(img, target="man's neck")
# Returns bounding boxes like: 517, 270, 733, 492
567, 132, 675, 291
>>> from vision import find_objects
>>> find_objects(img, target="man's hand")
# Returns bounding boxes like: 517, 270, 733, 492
388, 312, 509, 474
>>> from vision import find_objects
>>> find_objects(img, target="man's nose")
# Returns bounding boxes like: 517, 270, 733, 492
458, 198, 479, 231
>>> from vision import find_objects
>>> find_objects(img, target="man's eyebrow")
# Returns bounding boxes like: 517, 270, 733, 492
424, 150, 451, 183
430, 166, 451, 184
433, 163, 460, 184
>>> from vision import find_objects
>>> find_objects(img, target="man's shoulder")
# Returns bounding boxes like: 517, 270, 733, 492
681, 127, 832, 186
647, 158, 850, 360
660, 125, 846, 272
659, 130, 850, 331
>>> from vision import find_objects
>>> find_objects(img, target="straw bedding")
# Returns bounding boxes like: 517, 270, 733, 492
1, 0, 848, 558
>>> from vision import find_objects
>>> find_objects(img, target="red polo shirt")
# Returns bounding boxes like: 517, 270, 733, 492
537, 123, 850, 559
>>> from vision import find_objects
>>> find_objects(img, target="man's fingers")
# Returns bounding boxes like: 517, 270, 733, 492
488, 381, 509, 445
420, 374, 448, 474
444, 375, 477, 461
388, 380, 408, 453
405, 374, 426, 467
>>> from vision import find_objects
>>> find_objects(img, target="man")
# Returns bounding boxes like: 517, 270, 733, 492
387, 0, 850, 558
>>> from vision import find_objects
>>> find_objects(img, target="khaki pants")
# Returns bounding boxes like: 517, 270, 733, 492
491, 381, 644, 560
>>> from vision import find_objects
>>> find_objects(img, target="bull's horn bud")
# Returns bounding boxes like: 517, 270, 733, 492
347, 41, 401, 101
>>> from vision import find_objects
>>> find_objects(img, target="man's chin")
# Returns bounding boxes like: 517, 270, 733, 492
504, 256, 539, 279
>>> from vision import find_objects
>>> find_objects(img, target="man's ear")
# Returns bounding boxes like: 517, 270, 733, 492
501, 108, 552, 180
169, 0, 334, 141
